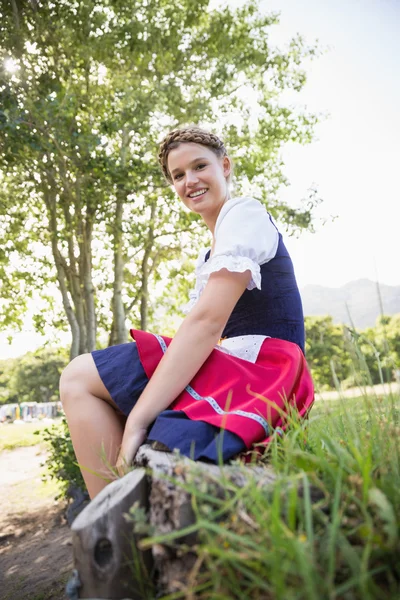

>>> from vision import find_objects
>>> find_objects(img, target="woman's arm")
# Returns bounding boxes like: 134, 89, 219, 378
117, 268, 251, 469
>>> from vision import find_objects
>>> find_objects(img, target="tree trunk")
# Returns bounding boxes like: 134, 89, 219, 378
110, 187, 126, 345
70, 444, 277, 598
83, 216, 96, 351
43, 168, 97, 357
139, 254, 149, 332
61, 191, 87, 354
110, 126, 130, 346
71, 469, 151, 599
10, 0, 20, 30
54, 249, 81, 360
139, 202, 156, 332
43, 187, 81, 359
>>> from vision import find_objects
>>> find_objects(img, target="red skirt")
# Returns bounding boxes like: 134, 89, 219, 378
130, 329, 314, 455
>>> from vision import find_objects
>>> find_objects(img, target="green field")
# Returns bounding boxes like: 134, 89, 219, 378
0, 419, 62, 452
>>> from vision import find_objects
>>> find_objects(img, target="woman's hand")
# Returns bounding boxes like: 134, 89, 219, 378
115, 426, 147, 478
113, 269, 251, 480
113, 269, 252, 481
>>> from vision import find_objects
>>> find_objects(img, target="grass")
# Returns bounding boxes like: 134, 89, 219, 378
128, 390, 400, 599
0, 419, 62, 452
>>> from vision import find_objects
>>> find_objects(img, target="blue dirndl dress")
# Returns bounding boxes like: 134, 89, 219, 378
92, 197, 312, 462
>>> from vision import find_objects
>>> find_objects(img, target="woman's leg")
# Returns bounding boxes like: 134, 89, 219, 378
60, 353, 126, 499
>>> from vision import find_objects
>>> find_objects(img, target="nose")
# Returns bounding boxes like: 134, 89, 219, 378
186, 170, 199, 187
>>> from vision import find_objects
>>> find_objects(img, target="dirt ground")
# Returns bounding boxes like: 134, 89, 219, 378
0, 446, 73, 600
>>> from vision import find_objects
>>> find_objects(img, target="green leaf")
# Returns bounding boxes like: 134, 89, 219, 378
368, 487, 398, 548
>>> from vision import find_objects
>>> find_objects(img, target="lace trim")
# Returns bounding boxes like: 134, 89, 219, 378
181, 290, 200, 314
200, 254, 261, 290
181, 254, 261, 314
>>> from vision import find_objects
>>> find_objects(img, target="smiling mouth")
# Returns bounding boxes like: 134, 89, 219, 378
188, 188, 208, 199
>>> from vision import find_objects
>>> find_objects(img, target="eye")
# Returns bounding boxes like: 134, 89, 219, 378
173, 173, 183, 181
196, 163, 207, 170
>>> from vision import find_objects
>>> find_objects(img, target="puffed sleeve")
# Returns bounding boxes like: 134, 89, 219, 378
198, 197, 279, 291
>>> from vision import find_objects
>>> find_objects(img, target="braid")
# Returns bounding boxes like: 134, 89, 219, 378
158, 126, 227, 183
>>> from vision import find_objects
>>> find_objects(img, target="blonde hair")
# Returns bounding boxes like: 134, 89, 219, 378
158, 126, 228, 183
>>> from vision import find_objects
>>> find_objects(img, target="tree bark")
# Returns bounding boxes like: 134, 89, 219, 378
110, 126, 130, 346
10, 0, 20, 30
71, 469, 151, 599
139, 202, 156, 332
110, 187, 126, 345
43, 165, 98, 357
83, 214, 96, 351
70, 444, 277, 598
43, 186, 81, 359
61, 191, 87, 354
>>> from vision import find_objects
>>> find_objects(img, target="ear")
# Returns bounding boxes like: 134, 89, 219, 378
222, 156, 231, 179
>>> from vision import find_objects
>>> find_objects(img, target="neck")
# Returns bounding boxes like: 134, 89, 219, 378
202, 193, 230, 234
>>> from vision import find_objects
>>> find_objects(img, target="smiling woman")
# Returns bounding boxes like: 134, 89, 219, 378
60, 126, 314, 499
166, 142, 231, 231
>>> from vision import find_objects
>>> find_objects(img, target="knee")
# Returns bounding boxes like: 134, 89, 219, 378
59, 353, 92, 409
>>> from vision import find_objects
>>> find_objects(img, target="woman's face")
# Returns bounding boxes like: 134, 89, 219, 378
167, 143, 231, 220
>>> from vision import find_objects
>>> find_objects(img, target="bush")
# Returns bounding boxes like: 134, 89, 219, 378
0, 346, 69, 405
38, 417, 86, 499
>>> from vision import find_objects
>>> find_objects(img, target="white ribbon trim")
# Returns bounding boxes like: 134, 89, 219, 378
153, 333, 270, 437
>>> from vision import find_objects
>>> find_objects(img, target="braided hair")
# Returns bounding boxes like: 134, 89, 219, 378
158, 126, 228, 183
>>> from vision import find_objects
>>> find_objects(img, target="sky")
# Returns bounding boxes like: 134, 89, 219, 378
261, 0, 400, 289
1, 0, 399, 359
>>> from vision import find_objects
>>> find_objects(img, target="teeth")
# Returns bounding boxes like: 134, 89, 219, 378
189, 189, 207, 198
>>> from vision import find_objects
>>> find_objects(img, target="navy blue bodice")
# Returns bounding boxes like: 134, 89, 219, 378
205, 231, 305, 354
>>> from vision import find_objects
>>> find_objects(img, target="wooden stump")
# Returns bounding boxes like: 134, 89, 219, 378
71, 468, 151, 599
71, 445, 277, 599
134, 445, 276, 595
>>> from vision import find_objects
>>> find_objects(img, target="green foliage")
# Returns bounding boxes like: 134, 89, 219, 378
305, 315, 349, 389
38, 417, 86, 498
0, 346, 69, 404
12, 346, 69, 403
0, 356, 17, 404
0, 0, 323, 354
305, 314, 400, 390
386, 314, 400, 359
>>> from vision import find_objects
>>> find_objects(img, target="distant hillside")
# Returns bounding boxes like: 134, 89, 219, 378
301, 279, 400, 329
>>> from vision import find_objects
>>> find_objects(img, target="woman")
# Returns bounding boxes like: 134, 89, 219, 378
60, 127, 314, 499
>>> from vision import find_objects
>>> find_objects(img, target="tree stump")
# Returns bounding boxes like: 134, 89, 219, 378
71, 468, 151, 599
70, 445, 277, 599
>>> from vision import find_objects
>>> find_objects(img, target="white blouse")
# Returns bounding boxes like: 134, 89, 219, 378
182, 197, 279, 364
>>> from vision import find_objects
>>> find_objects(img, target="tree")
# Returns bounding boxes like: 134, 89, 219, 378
0, 0, 321, 358
305, 316, 350, 390
305, 314, 400, 390
0, 357, 17, 404
0, 346, 68, 404
349, 314, 400, 386
386, 314, 400, 366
